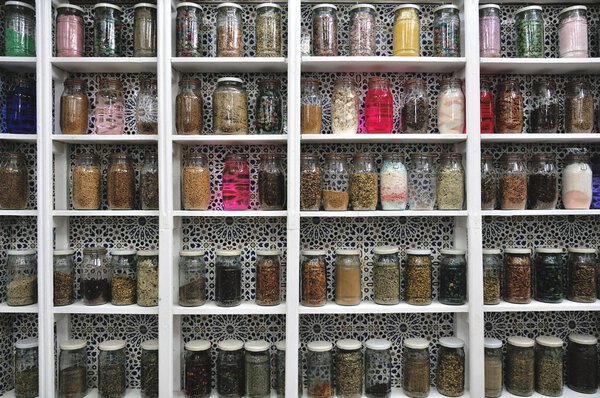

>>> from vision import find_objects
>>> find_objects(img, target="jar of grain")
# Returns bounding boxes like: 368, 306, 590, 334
0, 152, 28, 210
393, 4, 420, 56
95, 78, 124, 135
176, 80, 203, 135
300, 153, 322, 210
437, 78, 464, 134
81, 247, 110, 305
380, 153, 408, 210
60, 79, 89, 134
481, 154, 497, 210
500, 154, 527, 210
534, 336, 563, 396
215, 250, 242, 307
56, 4, 84, 57
178, 250, 206, 307
335, 339, 363, 398
350, 153, 378, 211
140, 152, 158, 210
255, 249, 281, 306
216, 3, 243, 57
405, 249, 432, 305
528, 154, 558, 210
515, 6, 544, 58
436, 152, 464, 210
140, 339, 159, 398
312, 4, 338, 56
184, 340, 211, 398
439, 248, 467, 305
58, 339, 88, 398
433, 5, 461, 57
72, 154, 101, 210
566, 247, 597, 302
506, 336, 535, 396
408, 153, 436, 210
98, 340, 127, 398
245, 340, 271, 398
136, 79, 158, 134
403, 338, 430, 397
213, 77, 248, 134
496, 80, 523, 134
107, 153, 135, 210
567, 334, 598, 394
137, 250, 159, 307
331, 78, 359, 134
53, 249, 75, 306
175, 2, 203, 57
306, 341, 334, 398
334, 249, 361, 306
258, 154, 285, 210
365, 339, 392, 397
373, 246, 400, 305
301, 79, 323, 134
437, 337, 465, 396
217, 339, 245, 397
6, 249, 37, 306
483, 248, 502, 305
558, 6, 588, 58
14, 338, 38, 398
504, 248, 532, 304
110, 249, 137, 306
133, 3, 157, 57
255, 3, 282, 57
181, 154, 210, 210
565, 80, 594, 133
484, 337, 503, 398
534, 248, 564, 303
256, 79, 283, 134
322, 153, 349, 211
349, 4, 376, 56
301, 250, 327, 307
93, 4, 122, 57
562, 153, 592, 209
402, 79, 429, 134
4, 1, 35, 57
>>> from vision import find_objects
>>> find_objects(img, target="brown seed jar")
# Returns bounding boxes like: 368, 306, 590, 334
300, 153, 322, 210
182, 154, 211, 210
496, 80, 523, 134
72, 153, 101, 210
216, 3, 243, 57
176, 80, 203, 135
301, 79, 323, 134
312, 4, 338, 56
500, 154, 527, 210
301, 250, 327, 306
406, 249, 432, 305
60, 79, 89, 135
255, 250, 281, 306
0, 152, 28, 210
566, 247, 597, 302
107, 153, 135, 210
504, 248, 532, 304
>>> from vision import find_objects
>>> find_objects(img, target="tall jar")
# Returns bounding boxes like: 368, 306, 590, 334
178, 250, 206, 307
4, 1, 35, 56
393, 5, 420, 56
365, 77, 393, 134
6, 249, 37, 306
81, 247, 110, 305
565, 80, 594, 133
484, 338, 503, 398
562, 153, 592, 209
95, 78, 124, 135
255, 249, 281, 306
566, 247, 597, 302
481, 154, 497, 210
0, 152, 28, 210
58, 339, 88, 398
500, 154, 527, 210
176, 3, 203, 57
480, 80, 495, 134
496, 80, 523, 134
312, 4, 338, 56
53, 249, 75, 306
6, 77, 36, 134
213, 77, 248, 135
335, 339, 363, 398
558, 6, 588, 58
534, 248, 564, 303
255, 3, 282, 57
60, 79, 89, 135
504, 248, 532, 304
275, 340, 286, 398
479, 5, 501, 57
437, 338, 465, 397
93, 4, 122, 57
258, 154, 285, 210
437, 78, 464, 134
184, 340, 211, 398
335, 249, 361, 305
217, 340, 245, 398
256, 79, 283, 135
534, 336, 563, 397
136, 79, 158, 134
528, 154, 558, 210
403, 338, 430, 398
402, 79, 429, 134
350, 153, 378, 211
133, 3, 157, 57
107, 153, 135, 210
406, 249, 432, 305
567, 334, 598, 394
98, 340, 127, 398
56, 4, 84, 57
215, 250, 242, 306
506, 336, 535, 396
483, 249, 502, 305
301, 250, 327, 307
331, 78, 359, 134
433, 5, 461, 57
14, 338, 38, 398
530, 80, 558, 134
515, 6, 544, 58
365, 339, 392, 398
408, 153, 436, 210
245, 340, 271, 398
373, 246, 400, 305
181, 154, 210, 211
222, 154, 250, 210
176, 80, 203, 135
322, 153, 349, 211
110, 249, 137, 306
301, 79, 323, 134
140, 340, 159, 398
436, 153, 464, 210
380, 153, 408, 210
140, 152, 158, 210
216, 3, 243, 57
439, 249, 467, 305
300, 153, 322, 210
306, 341, 334, 398
137, 250, 159, 307
349, 4, 376, 56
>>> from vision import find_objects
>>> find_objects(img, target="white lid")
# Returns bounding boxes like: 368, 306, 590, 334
569, 334, 598, 345
535, 247, 563, 254
217, 77, 243, 84
404, 338, 429, 349
60, 339, 86, 351
180, 250, 205, 256
336, 339, 362, 351
111, 249, 137, 256
535, 336, 563, 348
307, 341, 333, 352
7, 249, 36, 255
394, 4, 421, 12
406, 249, 431, 256
302, 249, 326, 256
216, 249, 241, 256
507, 336, 534, 348
256, 249, 281, 256
54, 249, 75, 256
99, 339, 126, 351
567, 247, 596, 254
482, 249, 502, 255
133, 3, 157, 10
275, 340, 286, 351
484, 337, 502, 349
336, 249, 360, 256
5, 1, 35, 11
439, 337, 465, 349
15, 338, 38, 349
516, 5, 542, 14
558, 5, 587, 16
257, 3, 282, 10
94, 3, 123, 12
350, 4, 376, 11
374, 246, 399, 255
56, 4, 84, 13
479, 4, 500, 10
440, 248, 466, 255
504, 248, 530, 254
245, 340, 270, 352
177, 2, 203, 10
141, 339, 159, 351
137, 250, 159, 256
366, 338, 392, 351
185, 340, 211, 351
217, 2, 244, 10
218, 339, 244, 351
433, 4, 459, 13
312, 3, 337, 11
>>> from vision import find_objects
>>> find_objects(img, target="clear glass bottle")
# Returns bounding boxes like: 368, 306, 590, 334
331, 78, 359, 134
373, 246, 400, 305
14, 338, 38, 398
481, 154, 497, 210
216, 3, 243, 57
255, 3, 282, 57
439, 249, 467, 305
300, 153, 322, 210
484, 337, 503, 398
436, 153, 464, 210
480, 80, 495, 134
530, 80, 558, 134
504, 248, 532, 304
53, 249, 75, 306
176, 3, 203, 57
496, 80, 523, 134
140, 152, 158, 210
137, 250, 159, 307
136, 79, 158, 134
534, 248, 564, 303
255, 249, 281, 306
365, 77, 393, 134
301, 250, 327, 307
483, 249, 502, 305
6, 249, 37, 306
213, 77, 248, 135
58, 339, 88, 398
256, 79, 283, 134
95, 78, 124, 135
380, 153, 408, 210
107, 153, 134, 210
349, 4, 376, 56
6, 77, 36, 134
558, 6, 588, 58
479, 5, 501, 57
565, 80, 594, 133
408, 153, 436, 210
93, 4, 122, 57
110, 249, 137, 306
402, 79, 429, 134
335, 249, 361, 306
140, 340, 158, 398
98, 339, 127, 398
275, 340, 286, 398
176, 79, 203, 135
393, 5, 420, 56
245, 340, 271, 398
72, 153, 101, 210
217, 339, 245, 398
437, 78, 464, 134
56, 4, 84, 57
500, 154, 527, 210
184, 340, 211, 398
306, 341, 334, 398
567, 334, 598, 394
301, 79, 323, 134
567, 247, 597, 302
312, 4, 338, 56
365, 339, 392, 398
4, 1, 35, 56
258, 154, 285, 210
60, 79, 89, 135
222, 154, 250, 210
81, 247, 110, 305
506, 336, 535, 396
437, 338, 465, 397
322, 153, 349, 211
563, 153, 592, 209
215, 250, 242, 306
0, 152, 28, 210
181, 154, 210, 211
133, 3, 157, 57
515, 6, 544, 58
528, 154, 558, 210
534, 336, 563, 397
403, 338, 430, 398
433, 5, 461, 57
335, 339, 363, 398
350, 153, 378, 211
179, 250, 206, 307
405, 249, 432, 305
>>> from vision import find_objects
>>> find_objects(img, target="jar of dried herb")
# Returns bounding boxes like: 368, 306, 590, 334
98, 339, 127, 398
528, 154, 558, 210
72, 153, 101, 210
534, 248, 564, 303
93, 4, 122, 57
306, 341, 334, 398
373, 246, 400, 305
140, 152, 158, 210
484, 337, 503, 398
567, 334, 598, 394
133, 3, 157, 57
216, 3, 243, 57
141, 339, 159, 398
506, 336, 535, 396
322, 153, 349, 211
439, 249, 466, 305
504, 248, 532, 304
215, 249, 242, 306
245, 340, 271, 398
433, 5, 461, 57
335, 339, 363, 398
312, 4, 338, 56
349, 4, 376, 56
60, 79, 89, 135
534, 336, 563, 396
530, 80, 558, 134
179, 250, 206, 307
213, 77, 248, 135
137, 250, 158, 307
255, 249, 281, 306
136, 79, 158, 134
565, 80, 595, 133
500, 154, 527, 210
110, 249, 137, 306
217, 339, 245, 397
107, 153, 135, 210
176, 80, 203, 135
437, 153, 464, 210
563, 153, 592, 209
483, 249, 502, 305
402, 79, 429, 134
481, 154, 497, 210
437, 337, 465, 397
14, 338, 38, 398
350, 153, 378, 211
81, 247, 110, 305
95, 78, 124, 135
405, 249, 432, 305
496, 80, 523, 134
4, 1, 36, 57
301, 250, 327, 307
408, 153, 436, 211
258, 154, 285, 210
365, 339, 391, 398
256, 80, 283, 134
566, 247, 597, 302
335, 249, 361, 305
58, 339, 88, 398
380, 153, 408, 210
403, 338, 430, 398
0, 152, 28, 210
301, 153, 322, 210
255, 3, 282, 57
301, 79, 323, 134
176, 2, 203, 57
53, 249, 75, 306
515, 6, 544, 58
182, 154, 211, 210
7, 249, 37, 306
184, 340, 211, 398
331, 78, 359, 135
275, 340, 286, 398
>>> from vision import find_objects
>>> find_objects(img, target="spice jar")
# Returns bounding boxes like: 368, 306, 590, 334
0, 152, 28, 210
222, 154, 250, 210
322, 153, 349, 211
403, 338, 430, 398
140, 152, 158, 210
530, 80, 558, 134
500, 154, 527, 210
496, 80, 523, 134
534, 336, 563, 397
558, 6, 588, 58
301, 79, 323, 134
181, 154, 210, 210
256, 79, 283, 135
215, 250, 242, 306
433, 5, 460, 57
481, 154, 497, 210
137, 250, 159, 307
402, 79, 429, 134
506, 336, 535, 396
245, 340, 271, 398
110, 249, 137, 306
133, 3, 157, 57
437, 338, 465, 396
81, 247, 110, 305
178, 250, 206, 307
306, 341, 334, 398
184, 340, 211, 398
504, 248, 532, 304
373, 246, 400, 305
515, 6, 544, 58
380, 153, 408, 210
563, 153, 592, 209
213, 77, 248, 135
60, 79, 89, 135
331, 78, 359, 135
349, 4, 376, 56
437, 78, 464, 134
58, 339, 88, 398
439, 249, 467, 305
256, 3, 282, 57
176, 3, 203, 57
93, 4, 123, 57
567, 247, 597, 302
6, 77, 36, 134
479, 5, 500, 57
72, 154, 101, 210
216, 3, 243, 57
136, 79, 158, 134
54, 249, 75, 306
300, 153, 322, 210
365, 77, 393, 134
534, 248, 564, 303
365, 339, 392, 398
483, 249, 502, 305
107, 153, 135, 210
565, 80, 594, 133
484, 337, 503, 398
56, 4, 84, 57
312, 4, 338, 56
301, 250, 327, 307
480, 80, 495, 134
98, 340, 127, 398
393, 5, 420, 56
528, 154, 557, 210
335, 249, 361, 305
255, 249, 281, 306
176, 80, 203, 135
258, 154, 285, 210
6, 249, 37, 306
350, 153, 378, 211
217, 339, 245, 397
275, 340, 286, 398
95, 78, 124, 135
408, 154, 436, 211
4, 1, 35, 56
141, 340, 158, 398
567, 334, 598, 394
334, 339, 362, 398
14, 338, 38, 398
406, 249, 432, 305
437, 153, 464, 210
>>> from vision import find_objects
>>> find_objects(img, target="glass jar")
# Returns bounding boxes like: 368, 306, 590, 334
406, 249, 432, 305
6, 77, 36, 134
6, 249, 37, 306
301, 153, 322, 210
350, 153, 378, 211
433, 5, 460, 57
215, 250, 242, 306
140, 340, 158, 398
567, 334, 598, 394
534, 336, 563, 397
58, 339, 88, 398
216, 3, 243, 57
483, 249, 502, 305
534, 248, 564, 303
563, 153, 592, 209
301, 250, 327, 307
256, 79, 283, 135
136, 79, 158, 134
393, 5, 420, 56
331, 78, 359, 135
365, 77, 393, 134
437, 153, 464, 210
107, 153, 134, 210
137, 250, 159, 307
312, 4, 338, 56
481, 154, 497, 210
256, 3, 282, 57
56, 4, 84, 57
95, 78, 124, 135
496, 80, 523, 134
217, 340, 245, 397
306, 341, 334, 398
322, 153, 349, 211
480, 80, 495, 134
54, 249, 75, 306
515, 6, 544, 58
182, 154, 210, 210
479, 5, 501, 57
179, 250, 206, 307
565, 80, 594, 133
500, 154, 527, 210
373, 246, 400, 305
81, 247, 110, 305
335, 249, 361, 305
365, 339, 391, 398
335, 339, 362, 398
437, 338, 465, 397
504, 248, 532, 304
558, 6, 588, 58
0, 152, 28, 210
176, 3, 203, 57
380, 153, 408, 210
14, 338, 38, 398
275, 340, 286, 398
4, 1, 35, 56
528, 154, 558, 210
222, 154, 250, 210
140, 152, 158, 210
301, 79, 323, 134
213, 77, 248, 135
98, 340, 127, 398
133, 3, 157, 57
567, 247, 597, 302
176, 79, 203, 135
349, 4, 376, 56
506, 336, 535, 396
184, 340, 211, 398
245, 340, 271, 398
403, 338, 430, 398
60, 79, 89, 135
402, 79, 429, 134
439, 249, 467, 305
437, 78, 464, 134
408, 154, 436, 211
530, 80, 558, 134
484, 337, 503, 398
110, 249, 137, 306
255, 249, 281, 306
93, 4, 122, 57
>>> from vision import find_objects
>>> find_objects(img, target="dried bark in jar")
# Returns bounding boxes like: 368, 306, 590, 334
301, 253, 327, 306
504, 249, 532, 304
496, 80, 523, 134
256, 253, 281, 306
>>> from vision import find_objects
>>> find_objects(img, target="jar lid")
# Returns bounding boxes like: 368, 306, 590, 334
56, 4, 84, 13
111, 249, 137, 256
177, 2, 202, 10
433, 4, 459, 13
257, 3, 282, 10
307, 341, 333, 352
141, 339, 159, 351
482, 248, 501, 255
382, 153, 403, 160
484, 337, 502, 349
507, 336, 534, 348
275, 340, 286, 351
185, 339, 211, 351
99, 339, 126, 351
312, 3, 337, 11
504, 248, 530, 254
440, 248, 466, 255
256, 249, 281, 256
365, 338, 392, 351
217, 77, 244, 84
15, 338, 38, 349
133, 3, 157, 9
216, 249, 242, 256
60, 339, 86, 351
336, 339, 362, 351
5, 1, 35, 11
516, 5, 542, 14
439, 337, 465, 349
406, 249, 431, 256
245, 340, 270, 352
535, 247, 563, 254
568, 334, 598, 345
439, 152, 462, 159
350, 4, 376, 11
394, 4, 421, 12
138, 250, 159, 256
54, 249, 75, 256
217, 2, 243, 10
374, 246, 399, 255
301, 78, 321, 85
558, 5, 586, 16
479, 4, 500, 10
302, 249, 326, 256
180, 250, 206, 256
404, 338, 429, 349
218, 339, 244, 351
336, 249, 360, 256
6, 249, 36, 255
94, 3, 123, 12
535, 336, 563, 348
410, 153, 435, 158
83, 247, 108, 255
567, 247, 596, 254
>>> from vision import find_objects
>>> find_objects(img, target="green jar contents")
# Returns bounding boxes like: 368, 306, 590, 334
405, 249, 432, 305
140, 339, 159, 398
94, 3, 123, 57
335, 339, 363, 398
436, 337, 465, 397
567, 334, 598, 394
372, 246, 400, 305
534, 336, 563, 397
14, 338, 38, 398
484, 338, 502, 398
534, 248, 564, 303
178, 250, 207, 307
439, 249, 467, 305
566, 247, 597, 302
482, 249, 502, 305
403, 338, 430, 398
110, 249, 137, 306
255, 3, 282, 57
137, 250, 159, 307
98, 340, 127, 398
4, 1, 36, 56
506, 336, 535, 397
244, 340, 271, 398
515, 6, 544, 58
436, 153, 465, 210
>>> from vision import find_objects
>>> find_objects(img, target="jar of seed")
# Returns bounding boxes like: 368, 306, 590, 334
479, 5, 500, 57
380, 153, 408, 210
184, 340, 211, 398
393, 4, 420, 56
110, 249, 137, 306
558, 6, 588, 58
405, 249, 432, 305
301, 250, 327, 307
483, 249, 502, 305
515, 6, 544, 57
567, 247, 597, 302
136, 79, 158, 134
563, 153, 592, 209
176, 2, 203, 57
496, 80, 523, 134
528, 154, 558, 210
534, 336, 563, 397
331, 78, 359, 134
107, 153, 135, 210
373, 246, 400, 305
437, 337, 465, 397
217, 339, 245, 398
437, 153, 464, 210
255, 249, 281, 306
408, 153, 436, 210
301, 153, 322, 210
179, 250, 206, 307
256, 79, 283, 134
567, 334, 598, 394
213, 77, 248, 134
484, 337, 503, 398
322, 153, 349, 211
349, 4, 376, 56
56, 4, 84, 57
534, 248, 564, 303
93, 4, 122, 57
133, 3, 157, 57
216, 3, 243, 57
255, 3, 282, 57
530, 80, 558, 134
565, 80, 594, 134
176, 80, 203, 135
215, 250, 242, 306
506, 336, 535, 396
402, 79, 429, 134
258, 154, 285, 210
181, 154, 211, 210
53, 249, 75, 306
301, 79, 323, 134
58, 339, 88, 398
437, 78, 465, 134
306, 341, 334, 398
4, 1, 35, 56
244, 340, 271, 398
137, 250, 159, 307
481, 154, 497, 210
500, 154, 527, 210
95, 78, 124, 135
403, 338, 430, 398
141, 339, 158, 398
14, 338, 38, 398
81, 247, 110, 305
365, 339, 392, 398
312, 4, 338, 56
335, 339, 363, 398
335, 249, 361, 305
439, 249, 466, 305
140, 152, 159, 210
350, 153, 378, 211
72, 153, 101, 210
504, 248, 532, 304
7, 249, 37, 306
433, 5, 461, 57
60, 79, 89, 135
98, 340, 126, 398
0, 152, 28, 210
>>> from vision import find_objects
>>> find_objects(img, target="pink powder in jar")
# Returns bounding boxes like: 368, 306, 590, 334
57, 14, 84, 57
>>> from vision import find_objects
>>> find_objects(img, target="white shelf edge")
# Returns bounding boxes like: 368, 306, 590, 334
298, 301, 468, 314
0, 210, 37, 217
301, 133, 466, 143
484, 299, 600, 313
0, 134, 37, 142
173, 210, 287, 217
482, 209, 600, 217
53, 210, 160, 217
0, 302, 38, 314
172, 389, 470, 398
173, 302, 287, 315
502, 387, 594, 398
301, 210, 467, 217
171, 57, 287, 73
480, 57, 600, 74
301, 56, 467, 73
172, 134, 288, 145
481, 133, 600, 143
53, 301, 159, 315
52, 135, 158, 144
0, 56, 36, 72
82, 388, 141, 398
51, 57, 157, 73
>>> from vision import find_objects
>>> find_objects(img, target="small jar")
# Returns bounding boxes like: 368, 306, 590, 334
217, 339, 245, 398
93, 4, 123, 57
222, 154, 250, 210
301, 250, 327, 307
275, 340, 286, 398
255, 3, 282, 57
365, 339, 392, 398
53, 249, 75, 306
179, 250, 207, 307
6, 78, 36, 134
258, 154, 285, 210
322, 153, 349, 211
439, 249, 467, 305
402, 79, 429, 134
6, 249, 37, 306
60, 79, 89, 135
496, 80, 523, 134
565, 80, 594, 134
181, 154, 210, 211
500, 154, 527, 210
433, 5, 461, 57
133, 3, 157, 57
481, 154, 497, 210
255, 249, 281, 306
530, 80, 558, 134
141, 340, 159, 398
176, 3, 203, 57
184, 340, 211, 398
534, 248, 564, 303
393, 5, 420, 56
350, 153, 378, 211
373, 246, 400, 305
506, 336, 535, 396
110, 249, 137, 306
213, 77, 248, 135
140, 152, 158, 210
0, 152, 28, 210
255, 79, 283, 134
72, 153, 101, 210
335, 339, 363, 398
567, 334, 598, 394
484, 338, 503, 398
136, 79, 159, 134
403, 338, 430, 398
408, 154, 436, 211
406, 249, 432, 305
14, 338, 38, 398
380, 153, 408, 210
215, 250, 242, 306
334, 249, 361, 305
306, 341, 334, 398
436, 153, 464, 210
331, 78, 359, 134
312, 4, 338, 56
137, 250, 159, 307
480, 80, 495, 134
81, 247, 110, 305
483, 249, 502, 305
107, 153, 135, 210
245, 340, 271, 398
563, 153, 592, 209
479, 5, 501, 57
349, 4, 376, 56
300, 153, 322, 210
56, 4, 84, 57
176, 80, 203, 135
437, 338, 465, 397
527, 154, 558, 210
58, 339, 88, 398
216, 3, 243, 57
365, 77, 393, 134
567, 247, 597, 302
301, 79, 323, 134
437, 78, 465, 134
558, 6, 588, 58
4, 1, 35, 56
534, 336, 563, 397
515, 6, 544, 58
504, 248, 532, 304
95, 78, 125, 135
98, 340, 127, 398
